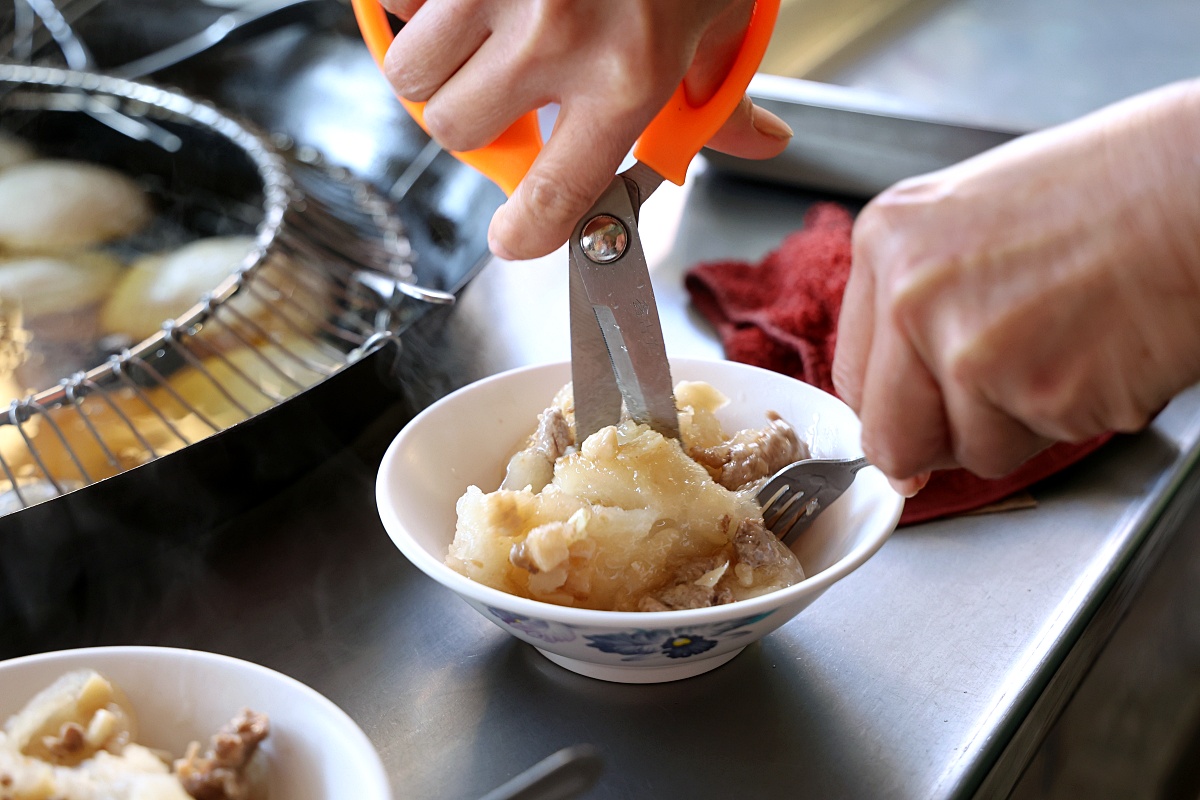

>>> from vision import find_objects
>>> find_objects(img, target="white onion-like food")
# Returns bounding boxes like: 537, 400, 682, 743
100, 236, 257, 340
0, 160, 152, 252
0, 252, 123, 319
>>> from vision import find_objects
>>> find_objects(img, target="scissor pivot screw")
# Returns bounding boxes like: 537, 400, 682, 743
580, 215, 628, 264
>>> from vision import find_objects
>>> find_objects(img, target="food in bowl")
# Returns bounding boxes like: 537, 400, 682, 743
448, 380, 810, 612
0, 668, 269, 799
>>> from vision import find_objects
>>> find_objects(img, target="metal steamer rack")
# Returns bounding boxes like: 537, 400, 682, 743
0, 63, 453, 514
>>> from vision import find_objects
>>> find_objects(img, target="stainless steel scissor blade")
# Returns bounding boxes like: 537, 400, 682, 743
569, 164, 679, 444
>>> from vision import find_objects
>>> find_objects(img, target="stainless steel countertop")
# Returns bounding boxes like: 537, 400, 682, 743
88, 203, 1200, 796
417, 169, 1200, 798
107, 168, 1200, 799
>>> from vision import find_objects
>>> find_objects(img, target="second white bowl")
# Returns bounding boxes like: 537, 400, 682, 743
0, 646, 392, 799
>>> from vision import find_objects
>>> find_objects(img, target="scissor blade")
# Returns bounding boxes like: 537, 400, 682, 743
569, 175, 680, 441
570, 258, 622, 443
619, 161, 666, 221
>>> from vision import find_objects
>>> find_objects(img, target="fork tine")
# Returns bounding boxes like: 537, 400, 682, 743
757, 456, 871, 544
771, 495, 816, 542
761, 485, 806, 531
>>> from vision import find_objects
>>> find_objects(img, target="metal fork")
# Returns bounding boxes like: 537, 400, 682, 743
757, 455, 870, 545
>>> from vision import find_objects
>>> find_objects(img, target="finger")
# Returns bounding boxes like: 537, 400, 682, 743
488, 101, 648, 260
379, 0, 426, 21
418, 32, 554, 153
888, 472, 930, 498
940, 360, 1055, 477
831, 235, 876, 413
685, 0, 755, 101
384, 1, 490, 103
858, 322, 955, 480
704, 96, 793, 160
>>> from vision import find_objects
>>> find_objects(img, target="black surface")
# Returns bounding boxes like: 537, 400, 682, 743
0, 2, 501, 653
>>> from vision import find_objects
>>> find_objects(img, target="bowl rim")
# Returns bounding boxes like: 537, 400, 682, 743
376, 358, 904, 627
0, 645, 391, 796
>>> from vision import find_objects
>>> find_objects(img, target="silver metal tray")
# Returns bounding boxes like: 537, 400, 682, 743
706, 0, 1200, 197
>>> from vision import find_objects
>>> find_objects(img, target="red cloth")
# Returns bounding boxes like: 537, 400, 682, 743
684, 202, 1112, 526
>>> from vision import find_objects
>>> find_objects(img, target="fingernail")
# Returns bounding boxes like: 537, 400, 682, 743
488, 207, 517, 261
887, 475, 927, 498
751, 106, 793, 140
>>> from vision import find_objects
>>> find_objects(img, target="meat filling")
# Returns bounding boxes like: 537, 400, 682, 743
501, 406, 576, 492
690, 411, 806, 490
174, 709, 269, 800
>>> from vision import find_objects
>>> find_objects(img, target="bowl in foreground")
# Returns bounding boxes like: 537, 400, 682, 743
0, 646, 392, 799
376, 358, 904, 683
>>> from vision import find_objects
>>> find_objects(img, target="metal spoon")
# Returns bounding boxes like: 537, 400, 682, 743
478, 745, 603, 800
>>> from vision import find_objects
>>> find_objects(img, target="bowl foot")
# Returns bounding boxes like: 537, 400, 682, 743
534, 647, 745, 683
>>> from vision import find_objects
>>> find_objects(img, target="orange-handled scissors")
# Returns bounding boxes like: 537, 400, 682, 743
352, 1, 779, 441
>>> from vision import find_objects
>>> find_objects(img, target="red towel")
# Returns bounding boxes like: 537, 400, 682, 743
684, 202, 1112, 526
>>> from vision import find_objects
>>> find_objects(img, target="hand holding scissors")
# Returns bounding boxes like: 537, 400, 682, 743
353, 0, 791, 260
354, 0, 780, 441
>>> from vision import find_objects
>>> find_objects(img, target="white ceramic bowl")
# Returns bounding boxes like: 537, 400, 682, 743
376, 358, 904, 683
0, 646, 391, 799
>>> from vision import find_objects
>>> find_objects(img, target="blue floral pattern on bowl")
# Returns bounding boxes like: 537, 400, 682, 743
585, 613, 774, 661
484, 605, 776, 663
486, 607, 578, 643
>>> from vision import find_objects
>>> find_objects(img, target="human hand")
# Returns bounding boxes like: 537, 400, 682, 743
379, 0, 793, 259
832, 79, 1200, 490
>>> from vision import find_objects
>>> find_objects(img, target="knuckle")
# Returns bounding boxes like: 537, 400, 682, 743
382, 53, 432, 102
1009, 382, 1098, 443
420, 100, 477, 152
883, 264, 938, 337
943, 341, 989, 395
519, 171, 596, 228
850, 203, 886, 247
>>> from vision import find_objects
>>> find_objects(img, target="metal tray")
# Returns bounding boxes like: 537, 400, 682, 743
705, 0, 1200, 196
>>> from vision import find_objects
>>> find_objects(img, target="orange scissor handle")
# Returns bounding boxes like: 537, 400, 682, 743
635, 0, 779, 185
351, 0, 541, 196
351, 0, 779, 194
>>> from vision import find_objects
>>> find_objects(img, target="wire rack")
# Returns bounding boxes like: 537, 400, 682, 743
0, 45, 453, 514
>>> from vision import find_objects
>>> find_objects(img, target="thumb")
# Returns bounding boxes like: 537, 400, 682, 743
705, 94, 793, 160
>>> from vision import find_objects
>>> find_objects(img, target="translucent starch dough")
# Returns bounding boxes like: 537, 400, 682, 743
0, 252, 123, 320
0, 160, 152, 253
0, 669, 269, 800
449, 380, 811, 612
100, 236, 258, 341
